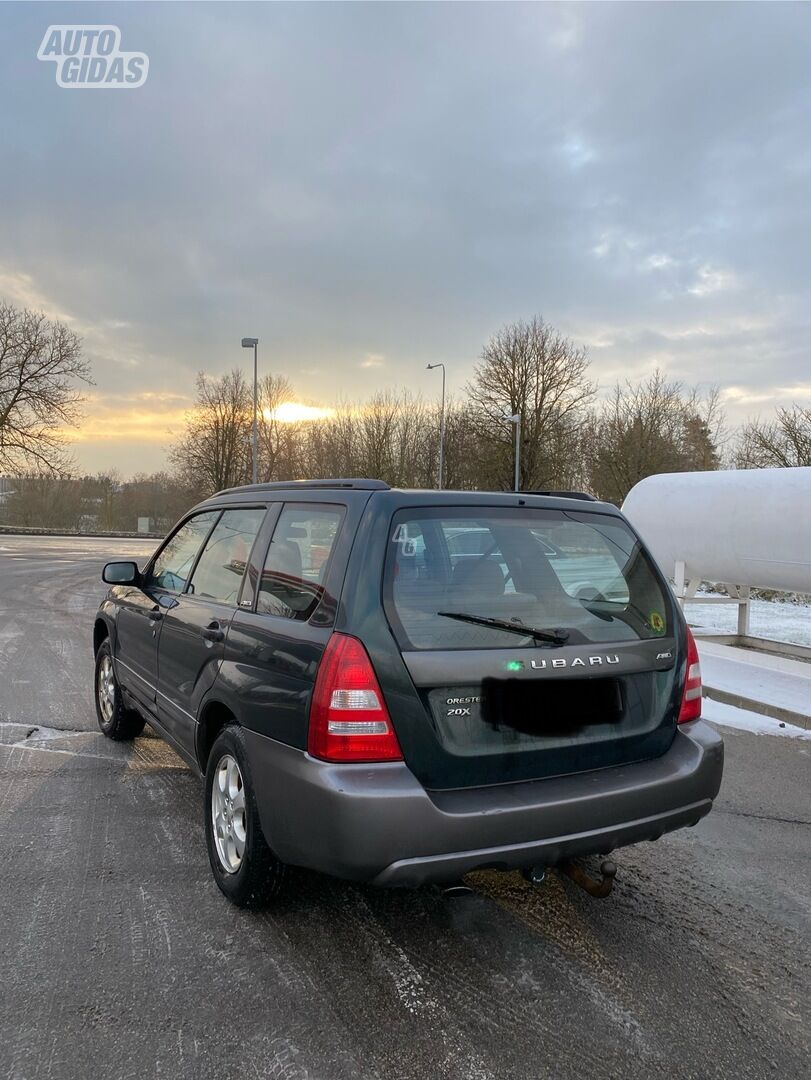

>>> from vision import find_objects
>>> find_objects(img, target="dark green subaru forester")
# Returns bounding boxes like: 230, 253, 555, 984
94, 480, 722, 906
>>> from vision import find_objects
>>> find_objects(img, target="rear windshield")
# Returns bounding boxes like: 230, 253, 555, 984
383, 507, 672, 650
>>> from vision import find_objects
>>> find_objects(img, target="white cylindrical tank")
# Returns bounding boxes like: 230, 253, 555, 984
622, 467, 811, 593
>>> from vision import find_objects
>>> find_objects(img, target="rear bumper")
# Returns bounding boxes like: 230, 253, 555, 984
244, 720, 724, 887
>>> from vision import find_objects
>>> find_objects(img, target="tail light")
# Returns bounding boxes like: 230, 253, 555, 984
308, 633, 403, 762
678, 627, 702, 724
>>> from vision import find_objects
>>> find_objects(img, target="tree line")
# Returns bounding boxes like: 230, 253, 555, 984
0, 471, 193, 534
166, 315, 724, 505
2, 300, 810, 532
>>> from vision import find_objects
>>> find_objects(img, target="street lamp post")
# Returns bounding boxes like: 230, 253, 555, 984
426, 363, 446, 489
506, 413, 521, 492
241, 337, 259, 484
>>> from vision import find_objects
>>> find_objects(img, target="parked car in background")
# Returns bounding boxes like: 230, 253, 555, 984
93, 480, 723, 907
444, 524, 629, 602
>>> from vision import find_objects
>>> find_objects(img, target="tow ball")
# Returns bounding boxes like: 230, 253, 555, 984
559, 859, 617, 898
522, 865, 547, 886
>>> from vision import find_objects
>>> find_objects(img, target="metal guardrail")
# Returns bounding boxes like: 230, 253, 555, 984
0, 525, 163, 539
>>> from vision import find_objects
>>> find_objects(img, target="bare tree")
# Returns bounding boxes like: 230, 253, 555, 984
256, 373, 298, 481
735, 405, 811, 468
442, 400, 489, 490
159, 325, 730, 508
585, 371, 722, 505
353, 391, 434, 485
168, 369, 252, 495
2, 469, 195, 533
112, 471, 193, 532
3, 473, 84, 529
0, 302, 91, 474
466, 317, 595, 490
291, 391, 434, 487
80, 471, 123, 531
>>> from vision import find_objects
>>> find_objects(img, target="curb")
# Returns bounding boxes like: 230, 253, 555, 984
703, 685, 810, 731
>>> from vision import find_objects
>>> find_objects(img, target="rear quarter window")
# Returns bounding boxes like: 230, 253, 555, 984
256, 505, 344, 620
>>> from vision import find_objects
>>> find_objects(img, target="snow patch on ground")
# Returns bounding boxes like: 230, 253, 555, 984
702, 698, 811, 740
684, 595, 811, 646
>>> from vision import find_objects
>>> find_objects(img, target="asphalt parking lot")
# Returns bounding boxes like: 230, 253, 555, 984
1, 535, 809, 1080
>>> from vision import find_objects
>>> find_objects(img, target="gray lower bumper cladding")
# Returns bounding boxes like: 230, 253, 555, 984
243, 720, 724, 887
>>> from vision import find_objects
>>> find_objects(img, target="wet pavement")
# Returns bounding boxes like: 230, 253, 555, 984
1, 535, 809, 1080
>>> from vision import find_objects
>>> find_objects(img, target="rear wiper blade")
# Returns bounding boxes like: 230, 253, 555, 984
437, 611, 569, 645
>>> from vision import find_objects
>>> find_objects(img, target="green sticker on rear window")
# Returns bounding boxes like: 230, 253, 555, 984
650, 611, 665, 635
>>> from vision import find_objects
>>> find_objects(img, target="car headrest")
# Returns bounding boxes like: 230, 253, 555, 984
452, 557, 505, 597
272, 539, 303, 581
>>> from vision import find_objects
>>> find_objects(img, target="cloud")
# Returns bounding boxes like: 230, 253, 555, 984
0, 268, 75, 324
722, 383, 811, 407
688, 265, 739, 297
0, 2, 808, 474
62, 391, 192, 444
559, 134, 596, 171
548, 8, 583, 52
0, 265, 151, 371
644, 253, 676, 272
264, 402, 335, 423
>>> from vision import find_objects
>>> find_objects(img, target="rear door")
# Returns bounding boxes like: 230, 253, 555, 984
221, 501, 349, 747
156, 507, 267, 756
376, 503, 683, 789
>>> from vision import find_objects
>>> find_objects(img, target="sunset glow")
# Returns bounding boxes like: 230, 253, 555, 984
263, 402, 335, 424
60, 392, 192, 444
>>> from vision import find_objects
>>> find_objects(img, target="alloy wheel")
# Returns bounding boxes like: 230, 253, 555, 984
98, 654, 116, 723
211, 754, 247, 873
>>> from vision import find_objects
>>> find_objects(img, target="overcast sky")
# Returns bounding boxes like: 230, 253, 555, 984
2, 1, 810, 474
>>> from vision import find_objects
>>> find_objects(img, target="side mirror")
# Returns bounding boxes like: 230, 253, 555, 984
102, 561, 140, 585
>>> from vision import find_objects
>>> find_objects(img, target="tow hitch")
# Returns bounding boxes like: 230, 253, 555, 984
522, 865, 547, 886
559, 859, 617, 898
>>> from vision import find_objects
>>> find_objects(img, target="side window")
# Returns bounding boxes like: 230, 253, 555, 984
187, 508, 266, 605
256, 505, 343, 620
149, 511, 219, 593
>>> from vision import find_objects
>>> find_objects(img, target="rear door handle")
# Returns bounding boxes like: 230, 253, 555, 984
202, 621, 225, 644
148, 606, 163, 623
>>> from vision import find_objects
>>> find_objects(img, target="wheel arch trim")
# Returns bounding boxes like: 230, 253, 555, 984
93, 613, 116, 657
196, 694, 241, 772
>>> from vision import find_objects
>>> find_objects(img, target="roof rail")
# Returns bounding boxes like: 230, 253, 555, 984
213, 478, 391, 497
522, 489, 597, 501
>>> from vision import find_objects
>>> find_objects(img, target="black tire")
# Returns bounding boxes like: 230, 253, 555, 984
94, 639, 146, 741
204, 725, 287, 908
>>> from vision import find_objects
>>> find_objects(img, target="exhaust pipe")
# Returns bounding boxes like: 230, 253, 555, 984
560, 859, 617, 898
